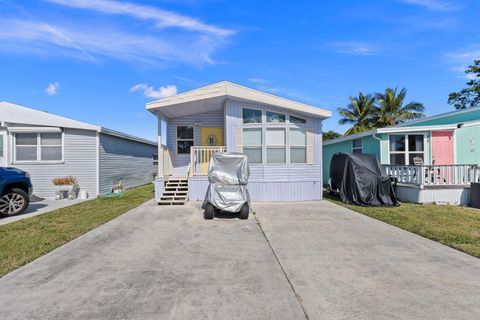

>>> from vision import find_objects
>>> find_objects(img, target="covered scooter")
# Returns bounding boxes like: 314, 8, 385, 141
329, 152, 398, 207
202, 153, 250, 219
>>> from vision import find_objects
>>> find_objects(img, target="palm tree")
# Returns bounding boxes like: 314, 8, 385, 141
373, 88, 425, 127
337, 92, 376, 135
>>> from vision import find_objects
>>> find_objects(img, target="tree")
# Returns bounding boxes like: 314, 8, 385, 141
373, 88, 425, 127
337, 92, 376, 136
448, 60, 480, 109
323, 130, 341, 141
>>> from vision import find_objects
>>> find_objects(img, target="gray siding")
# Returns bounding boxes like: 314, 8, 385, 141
224, 99, 323, 200
8, 129, 97, 198
99, 133, 157, 195
186, 99, 325, 201
166, 109, 224, 176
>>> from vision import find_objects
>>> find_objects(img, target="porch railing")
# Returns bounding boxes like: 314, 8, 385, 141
383, 164, 480, 187
190, 146, 226, 176
159, 146, 173, 179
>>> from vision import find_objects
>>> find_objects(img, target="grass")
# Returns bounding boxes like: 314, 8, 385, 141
325, 195, 480, 258
0, 183, 154, 277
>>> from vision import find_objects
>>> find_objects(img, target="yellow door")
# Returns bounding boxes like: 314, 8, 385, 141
199, 128, 224, 175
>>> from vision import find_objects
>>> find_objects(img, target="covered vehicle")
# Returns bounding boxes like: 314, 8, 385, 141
328, 152, 398, 207
203, 153, 250, 219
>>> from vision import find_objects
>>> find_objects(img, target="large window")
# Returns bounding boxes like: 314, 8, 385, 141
290, 128, 306, 163
243, 128, 262, 163
177, 126, 194, 154
389, 134, 424, 165
352, 139, 363, 153
15, 132, 63, 162
266, 128, 286, 163
243, 108, 262, 124
289, 115, 306, 124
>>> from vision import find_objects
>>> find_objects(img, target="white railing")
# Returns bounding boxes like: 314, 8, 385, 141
384, 164, 480, 187
190, 146, 225, 176
159, 146, 173, 179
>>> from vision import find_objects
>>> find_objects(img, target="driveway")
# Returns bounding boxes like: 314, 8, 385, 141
0, 201, 479, 319
0, 197, 87, 225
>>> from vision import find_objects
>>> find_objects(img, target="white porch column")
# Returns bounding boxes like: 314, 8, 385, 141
157, 117, 164, 178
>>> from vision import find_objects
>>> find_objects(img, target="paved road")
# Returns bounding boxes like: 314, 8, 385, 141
1, 200, 479, 319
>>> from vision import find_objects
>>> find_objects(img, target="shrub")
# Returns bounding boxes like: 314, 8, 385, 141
52, 176, 78, 186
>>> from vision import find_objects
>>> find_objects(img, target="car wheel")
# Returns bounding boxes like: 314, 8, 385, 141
0, 188, 30, 216
239, 203, 249, 220
204, 203, 215, 220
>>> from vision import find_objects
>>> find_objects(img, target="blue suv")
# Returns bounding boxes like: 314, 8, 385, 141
0, 167, 33, 216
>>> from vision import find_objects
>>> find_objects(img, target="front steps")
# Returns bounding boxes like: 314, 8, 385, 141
158, 177, 188, 205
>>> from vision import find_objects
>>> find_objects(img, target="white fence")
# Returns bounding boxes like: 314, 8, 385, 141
190, 146, 226, 176
384, 164, 480, 187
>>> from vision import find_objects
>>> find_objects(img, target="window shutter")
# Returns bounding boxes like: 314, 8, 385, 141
306, 128, 314, 164
235, 127, 243, 153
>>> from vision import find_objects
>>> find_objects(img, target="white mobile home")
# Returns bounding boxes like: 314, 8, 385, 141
0, 102, 157, 198
147, 81, 332, 204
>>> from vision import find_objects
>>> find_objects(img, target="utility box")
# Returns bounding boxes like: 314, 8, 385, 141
469, 183, 480, 209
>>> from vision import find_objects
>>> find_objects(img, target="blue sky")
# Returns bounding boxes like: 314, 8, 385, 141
0, 0, 479, 140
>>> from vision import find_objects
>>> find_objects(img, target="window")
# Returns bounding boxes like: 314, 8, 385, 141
290, 115, 306, 124
266, 128, 286, 163
352, 139, 363, 153
290, 128, 306, 163
177, 126, 194, 154
266, 111, 285, 123
15, 132, 63, 162
242, 108, 262, 124
389, 134, 424, 165
243, 128, 262, 163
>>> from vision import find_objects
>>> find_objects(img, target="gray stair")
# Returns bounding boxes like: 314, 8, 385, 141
158, 177, 188, 205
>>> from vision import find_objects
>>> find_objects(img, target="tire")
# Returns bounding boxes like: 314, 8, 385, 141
239, 203, 249, 220
204, 203, 215, 220
0, 188, 30, 216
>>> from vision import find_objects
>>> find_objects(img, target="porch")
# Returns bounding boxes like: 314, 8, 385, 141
383, 164, 480, 205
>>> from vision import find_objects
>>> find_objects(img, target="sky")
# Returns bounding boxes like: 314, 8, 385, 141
0, 0, 479, 140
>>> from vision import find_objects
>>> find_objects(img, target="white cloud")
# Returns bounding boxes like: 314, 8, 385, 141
45, 0, 233, 37
443, 47, 480, 79
45, 82, 60, 96
248, 78, 268, 84
130, 84, 177, 99
0, 18, 228, 65
399, 0, 460, 11
330, 42, 379, 56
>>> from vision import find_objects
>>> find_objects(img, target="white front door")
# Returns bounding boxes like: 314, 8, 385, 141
0, 134, 6, 167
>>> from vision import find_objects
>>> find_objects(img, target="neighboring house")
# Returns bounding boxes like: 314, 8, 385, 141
147, 81, 332, 203
323, 108, 480, 205
0, 102, 157, 198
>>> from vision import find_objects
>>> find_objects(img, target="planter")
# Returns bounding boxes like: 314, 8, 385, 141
55, 184, 79, 200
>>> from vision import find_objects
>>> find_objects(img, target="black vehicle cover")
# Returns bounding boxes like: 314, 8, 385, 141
330, 152, 398, 207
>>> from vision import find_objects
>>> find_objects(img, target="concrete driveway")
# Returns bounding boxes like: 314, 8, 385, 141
0, 200, 479, 319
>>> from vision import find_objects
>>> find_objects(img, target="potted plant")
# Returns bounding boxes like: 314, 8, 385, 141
52, 176, 79, 200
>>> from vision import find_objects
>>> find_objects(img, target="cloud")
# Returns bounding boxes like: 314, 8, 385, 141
329, 42, 379, 56
443, 46, 480, 78
45, 82, 60, 96
248, 78, 268, 84
130, 84, 177, 99
45, 0, 233, 37
399, 0, 460, 11
0, 18, 227, 65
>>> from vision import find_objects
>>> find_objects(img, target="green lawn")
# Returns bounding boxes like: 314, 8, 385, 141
325, 195, 480, 258
0, 184, 154, 277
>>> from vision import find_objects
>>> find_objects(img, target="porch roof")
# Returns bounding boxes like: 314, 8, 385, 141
323, 123, 459, 146
146, 81, 332, 119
